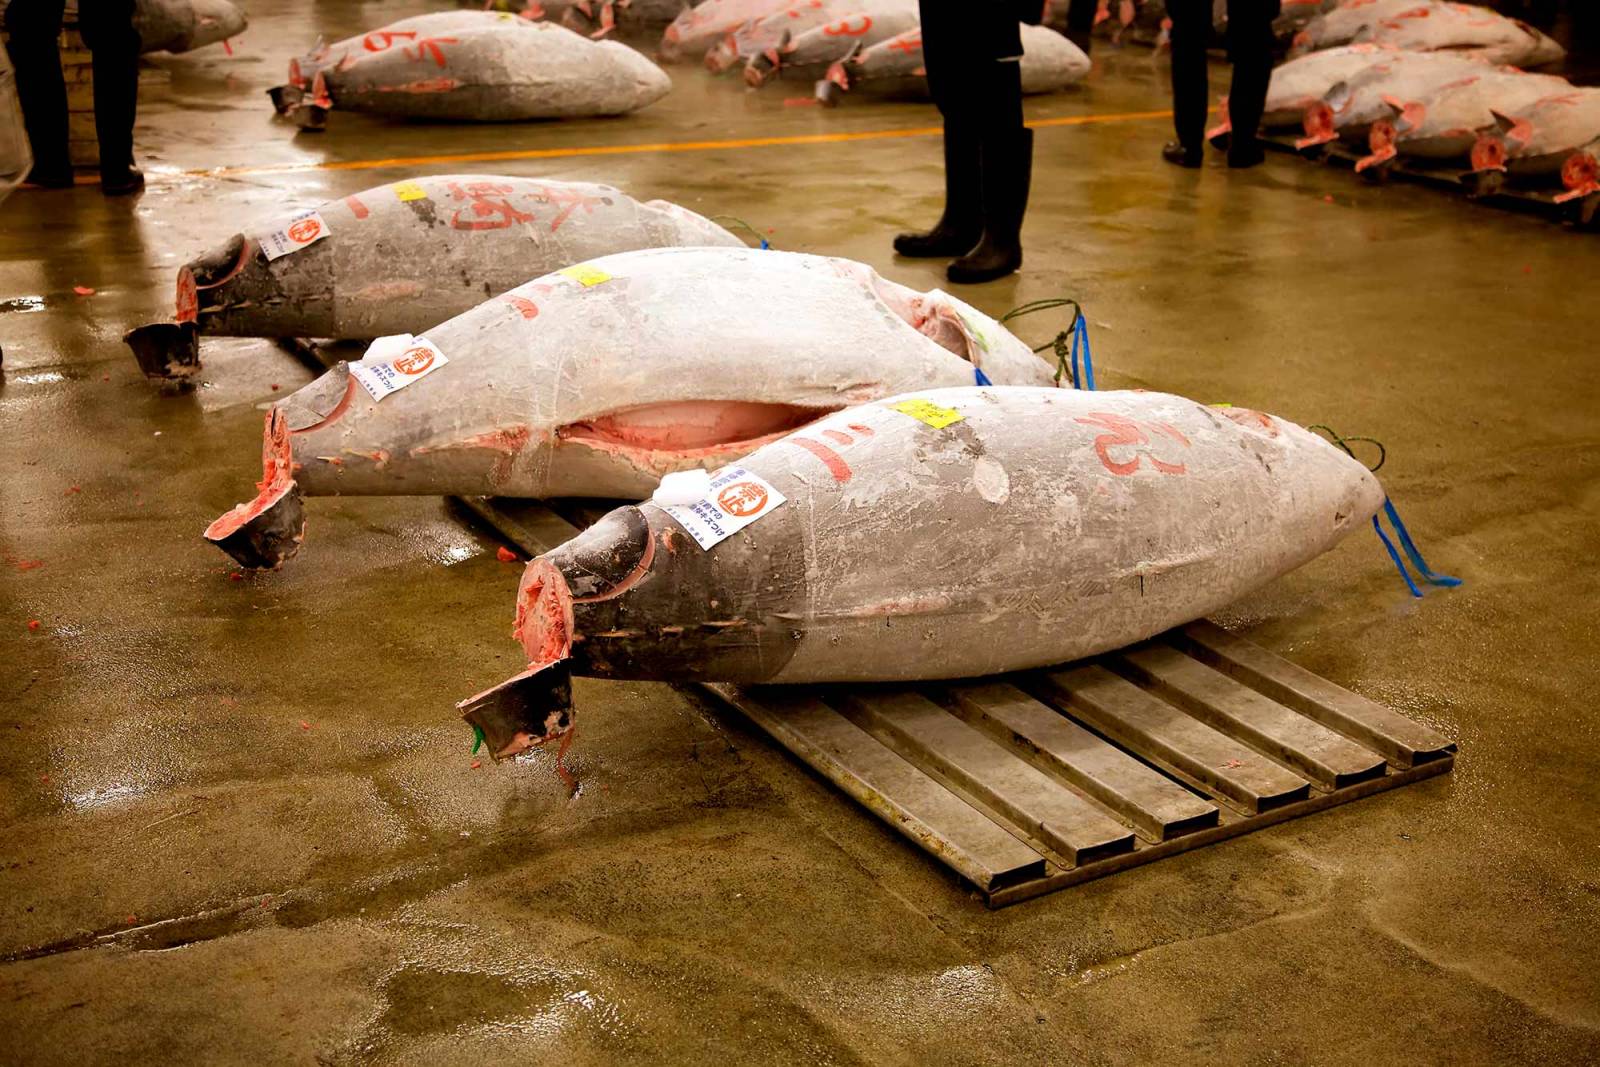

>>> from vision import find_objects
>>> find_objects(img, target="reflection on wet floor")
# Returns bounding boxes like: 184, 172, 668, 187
1, 0, 1598, 1063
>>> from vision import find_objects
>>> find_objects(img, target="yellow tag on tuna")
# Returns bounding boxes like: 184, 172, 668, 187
392, 181, 428, 202
891, 398, 965, 429
559, 264, 612, 286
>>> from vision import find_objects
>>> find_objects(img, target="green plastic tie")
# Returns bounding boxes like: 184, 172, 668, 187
470, 723, 485, 755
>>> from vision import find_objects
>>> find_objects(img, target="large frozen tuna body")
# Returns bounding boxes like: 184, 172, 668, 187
1262, 43, 1395, 128
1295, 49, 1488, 149
1290, 0, 1437, 55
206, 247, 1056, 568
819, 24, 1089, 106
528, 0, 689, 39
742, 3, 920, 87
1359, 68, 1571, 170
125, 176, 741, 379
274, 11, 515, 105
660, 0, 793, 62
1360, 3, 1564, 67
703, 0, 914, 75
460, 386, 1385, 757
289, 17, 671, 126
1467, 88, 1600, 192
135, 0, 246, 54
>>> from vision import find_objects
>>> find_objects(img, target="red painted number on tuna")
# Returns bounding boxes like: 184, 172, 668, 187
446, 181, 536, 231
362, 30, 417, 51
824, 15, 872, 35
1076, 412, 1190, 476
405, 36, 458, 67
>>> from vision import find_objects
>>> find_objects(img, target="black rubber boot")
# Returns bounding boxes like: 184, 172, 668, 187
4, 1, 73, 185
82, 0, 144, 194
947, 126, 1032, 285
894, 124, 982, 258
1162, 141, 1203, 168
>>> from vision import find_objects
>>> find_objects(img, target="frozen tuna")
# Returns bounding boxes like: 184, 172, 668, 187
135, 0, 246, 54
1360, 3, 1564, 67
1262, 43, 1396, 129
1358, 68, 1571, 170
1290, 0, 1436, 54
660, 0, 793, 62
205, 247, 1057, 568
742, 2, 920, 87
1467, 89, 1600, 203
125, 176, 741, 379
703, 0, 913, 74
534, 0, 690, 39
1295, 49, 1488, 149
459, 386, 1385, 757
272, 14, 670, 128
818, 23, 1090, 106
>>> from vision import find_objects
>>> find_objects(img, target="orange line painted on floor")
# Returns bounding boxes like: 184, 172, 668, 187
189, 109, 1175, 179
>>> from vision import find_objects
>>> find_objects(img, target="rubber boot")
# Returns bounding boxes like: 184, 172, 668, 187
4, 3, 74, 187
947, 126, 1032, 285
893, 124, 982, 258
83, 0, 144, 194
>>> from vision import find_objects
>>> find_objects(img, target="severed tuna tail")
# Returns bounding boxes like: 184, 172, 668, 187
457, 661, 575, 762
205, 409, 306, 569
123, 321, 200, 380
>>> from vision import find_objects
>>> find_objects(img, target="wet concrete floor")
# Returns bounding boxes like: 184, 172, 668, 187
2, 2, 1598, 1063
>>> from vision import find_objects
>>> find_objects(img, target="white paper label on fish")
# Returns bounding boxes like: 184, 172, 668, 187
257, 211, 330, 262
661, 466, 787, 550
350, 335, 450, 401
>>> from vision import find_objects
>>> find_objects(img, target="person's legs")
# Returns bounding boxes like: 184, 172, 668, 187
78, 0, 144, 193
946, 45, 1028, 284
1224, 0, 1277, 167
1164, 0, 1208, 166
1064, 0, 1097, 53
4, 0, 73, 186
893, 1, 982, 258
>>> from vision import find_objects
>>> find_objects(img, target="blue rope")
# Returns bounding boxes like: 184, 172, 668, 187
1382, 498, 1462, 587
1072, 311, 1096, 391
1373, 516, 1423, 598
974, 366, 993, 386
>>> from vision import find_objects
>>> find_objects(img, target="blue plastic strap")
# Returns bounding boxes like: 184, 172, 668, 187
1069, 312, 1095, 391
1382, 498, 1461, 587
759, 238, 770, 250
974, 366, 993, 386
1373, 516, 1423, 598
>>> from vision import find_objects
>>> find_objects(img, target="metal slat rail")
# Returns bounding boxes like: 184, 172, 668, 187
274, 341, 1457, 908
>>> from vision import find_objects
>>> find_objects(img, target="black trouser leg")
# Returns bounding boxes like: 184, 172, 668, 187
4, 0, 72, 180
79, 0, 142, 179
1225, 0, 1276, 162
1064, 0, 1097, 52
1167, 0, 1209, 151
947, 52, 1029, 284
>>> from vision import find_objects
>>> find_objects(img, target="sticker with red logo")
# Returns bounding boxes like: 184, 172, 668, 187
659, 466, 786, 550
349, 334, 449, 401
258, 211, 330, 262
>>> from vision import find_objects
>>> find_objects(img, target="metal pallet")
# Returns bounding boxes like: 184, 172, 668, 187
458, 495, 1456, 908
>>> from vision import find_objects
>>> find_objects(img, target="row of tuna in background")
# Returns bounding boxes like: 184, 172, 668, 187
1259, 2, 1593, 201
117, 173, 1399, 753
266, 1, 1092, 128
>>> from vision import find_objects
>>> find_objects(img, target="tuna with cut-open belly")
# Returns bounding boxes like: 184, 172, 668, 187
742, 2, 920, 87
124, 176, 740, 380
459, 386, 1385, 759
136, 0, 247, 54
817, 23, 1088, 106
276, 15, 670, 128
1360, 67, 1571, 170
205, 247, 1056, 569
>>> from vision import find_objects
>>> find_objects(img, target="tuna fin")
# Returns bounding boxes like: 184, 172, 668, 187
457, 661, 575, 761
124, 321, 201, 380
